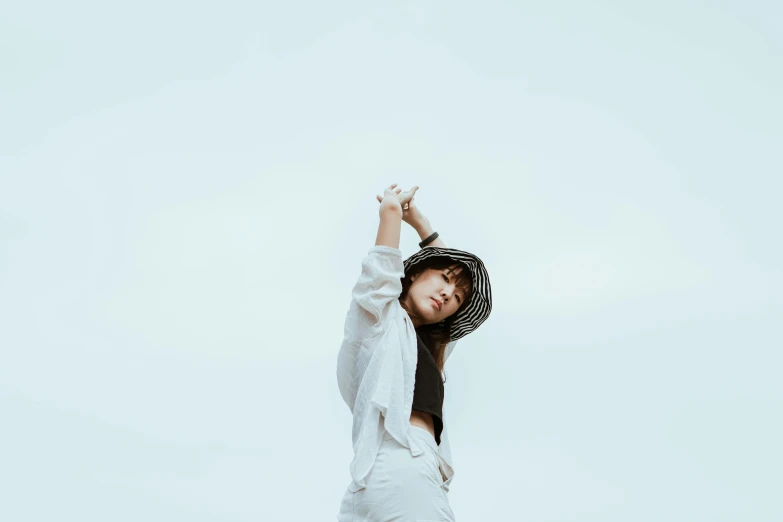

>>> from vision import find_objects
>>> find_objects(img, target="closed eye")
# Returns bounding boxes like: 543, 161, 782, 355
443, 274, 461, 303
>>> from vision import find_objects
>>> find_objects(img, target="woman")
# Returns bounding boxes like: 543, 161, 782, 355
336, 183, 493, 521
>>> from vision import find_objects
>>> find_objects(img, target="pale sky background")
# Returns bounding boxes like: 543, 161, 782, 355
2, 1, 781, 521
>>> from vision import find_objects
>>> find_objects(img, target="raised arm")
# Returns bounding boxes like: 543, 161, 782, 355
375, 183, 418, 249
345, 184, 419, 338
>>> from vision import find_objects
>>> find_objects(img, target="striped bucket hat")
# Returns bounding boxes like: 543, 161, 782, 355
403, 246, 493, 342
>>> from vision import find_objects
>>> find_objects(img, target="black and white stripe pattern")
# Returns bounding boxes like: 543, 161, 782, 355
403, 246, 493, 342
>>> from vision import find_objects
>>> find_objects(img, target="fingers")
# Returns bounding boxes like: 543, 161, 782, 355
379, 184, 415, 203
377, 195, 404, 202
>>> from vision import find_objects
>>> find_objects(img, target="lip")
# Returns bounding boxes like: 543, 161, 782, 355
431, 298, 442, 311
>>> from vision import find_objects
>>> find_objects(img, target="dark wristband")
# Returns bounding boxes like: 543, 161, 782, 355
419, 231, 439, 248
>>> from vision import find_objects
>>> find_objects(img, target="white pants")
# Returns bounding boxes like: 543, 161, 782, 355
337, 425, 456, 521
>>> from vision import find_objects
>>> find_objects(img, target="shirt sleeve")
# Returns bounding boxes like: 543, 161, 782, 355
345, 245, 405, 339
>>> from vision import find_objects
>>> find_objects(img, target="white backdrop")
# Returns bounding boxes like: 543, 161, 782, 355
2, 1, 781, 521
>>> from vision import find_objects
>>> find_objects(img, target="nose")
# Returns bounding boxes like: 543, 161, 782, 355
441, 286, 454, 302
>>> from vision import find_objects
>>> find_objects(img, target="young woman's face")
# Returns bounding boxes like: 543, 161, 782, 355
403, 265, 466, 327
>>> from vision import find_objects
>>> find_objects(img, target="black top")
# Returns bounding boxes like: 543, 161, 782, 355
411, 332, 445, 445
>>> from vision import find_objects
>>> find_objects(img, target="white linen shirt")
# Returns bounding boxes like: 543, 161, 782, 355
336, 245, 459, 493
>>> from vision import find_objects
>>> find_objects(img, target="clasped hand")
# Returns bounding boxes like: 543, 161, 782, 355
376, 183, 425, 226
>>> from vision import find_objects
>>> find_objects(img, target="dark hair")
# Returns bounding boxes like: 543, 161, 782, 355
398, 256, 474, 378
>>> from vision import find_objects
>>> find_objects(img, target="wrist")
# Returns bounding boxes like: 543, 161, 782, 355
380, 198, 403, 215
411, 217, 432, 236
413, 219, 446, 248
